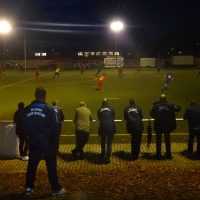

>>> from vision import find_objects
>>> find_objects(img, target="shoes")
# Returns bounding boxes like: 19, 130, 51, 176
25, 187, 33, 195
165, 154, 172, 159
18, 156, 23, 160
195, 152, 200, 158
22, 156, 29, 161
51, 188, 66, 196
105, 157, 110, 164
79, 154, 85, 160
71, 149, 77, 157
155, 154, 162, 160
132, 155, 139, 160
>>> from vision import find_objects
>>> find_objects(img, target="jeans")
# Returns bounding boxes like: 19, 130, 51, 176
18, 135, 28, 157
188, 129, 200, 155
130, 132, 142, 158
100, 134, 114, 158
25, 146, 61, 191
156, 132, 171, 156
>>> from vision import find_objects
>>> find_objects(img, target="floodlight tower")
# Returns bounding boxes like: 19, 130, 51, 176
0, 20, 12, 68
110, 20, 124, 67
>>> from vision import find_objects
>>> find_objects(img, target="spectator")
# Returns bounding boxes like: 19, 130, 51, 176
183, 100, 200, 157
97, 99, 116, 163
22, 87, 65, 196
51, 100, 65, 150
72, 101, 93, 159
124, 99, 143, 160
150, 94, 181, 159
13, 102, 29, 161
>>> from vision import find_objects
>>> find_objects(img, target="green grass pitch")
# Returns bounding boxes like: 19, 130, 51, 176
0, 68, 199, 139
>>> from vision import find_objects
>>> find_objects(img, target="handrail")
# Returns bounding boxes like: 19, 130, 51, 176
0, 118, 184, 123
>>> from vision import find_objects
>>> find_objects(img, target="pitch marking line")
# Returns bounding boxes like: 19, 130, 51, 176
0, 72, 52, 91
105, 97, 120, 100
14, 76, 97, 87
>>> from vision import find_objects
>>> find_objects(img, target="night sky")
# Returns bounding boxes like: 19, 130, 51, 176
1, 0, 200, 56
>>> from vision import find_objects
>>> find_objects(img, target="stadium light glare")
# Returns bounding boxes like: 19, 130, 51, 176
0, 20, 12, 34
110, 21, 124, 32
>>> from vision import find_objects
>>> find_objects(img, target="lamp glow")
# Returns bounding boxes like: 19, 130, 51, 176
110, 21, 124, 32
0, 20, 12, 34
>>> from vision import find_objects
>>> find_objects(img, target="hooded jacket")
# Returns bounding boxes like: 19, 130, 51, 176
150, 101, 181, 133
124, 104, 143, 133
97, 103, 116, 135
22, 100, 59, 151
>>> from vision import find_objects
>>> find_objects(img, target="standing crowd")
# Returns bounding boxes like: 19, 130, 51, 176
13, 87, 200, 196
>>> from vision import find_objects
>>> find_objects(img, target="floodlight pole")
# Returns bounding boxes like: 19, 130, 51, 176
115, 31, 118, 68
110, 20, 124, 68
1, 38, 5, 67
0, 20, 12, 68
24, 35, 27, 70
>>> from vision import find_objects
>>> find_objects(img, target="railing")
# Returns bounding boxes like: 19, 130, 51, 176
0, 118, 184, 123
0, 118, 187, 137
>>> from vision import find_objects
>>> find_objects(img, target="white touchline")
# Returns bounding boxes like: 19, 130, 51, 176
0, 72, 52, 91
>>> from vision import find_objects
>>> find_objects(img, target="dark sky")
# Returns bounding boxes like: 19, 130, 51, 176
1, 0, 200, 56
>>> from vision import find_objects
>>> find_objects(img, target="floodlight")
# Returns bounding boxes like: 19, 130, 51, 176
0, 20, 12, 34
110, 21, 124, 32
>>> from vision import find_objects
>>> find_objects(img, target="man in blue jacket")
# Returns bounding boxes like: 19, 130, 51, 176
184, 100, 200, 157
22, 87, 65, 196
97, 99, 116, 163
150, 94, 181, 159
124, 99, 143, 160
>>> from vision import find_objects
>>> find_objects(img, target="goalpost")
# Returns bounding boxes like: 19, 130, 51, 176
104, 55, 124, 68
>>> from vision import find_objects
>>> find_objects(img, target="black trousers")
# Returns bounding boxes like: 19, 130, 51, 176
156, 132, 171, 156
100, 134, 114, 158
130, 132, 142, 158
188, 130, 200, 155
18, 135, 28, 157
74, 130, 89, 155
25, 147, 61, 191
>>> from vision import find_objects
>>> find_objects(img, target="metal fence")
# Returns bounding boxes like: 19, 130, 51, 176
0, 118, 187, 137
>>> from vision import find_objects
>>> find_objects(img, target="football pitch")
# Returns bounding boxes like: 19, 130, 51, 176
0, 68, 199, 141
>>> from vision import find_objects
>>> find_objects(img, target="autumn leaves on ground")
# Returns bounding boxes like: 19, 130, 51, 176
0, 166, 200, 200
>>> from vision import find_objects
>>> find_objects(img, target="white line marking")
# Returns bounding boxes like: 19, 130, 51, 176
0, 72, 52, 91
105, 97, 120, 100
0, 118, 184, 123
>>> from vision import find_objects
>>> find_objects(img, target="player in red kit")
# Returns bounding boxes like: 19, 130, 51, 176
98, 74, 106, 90
35, 67, 40, 79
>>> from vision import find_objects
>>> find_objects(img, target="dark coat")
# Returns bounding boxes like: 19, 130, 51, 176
13, 108, 25, 137
184, 104, 200, 130
51, 105, 65, 134
124, 105, 143, 133
97, 105, 116, 135
22, 100, 59, 151
150, 101, 181, 133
